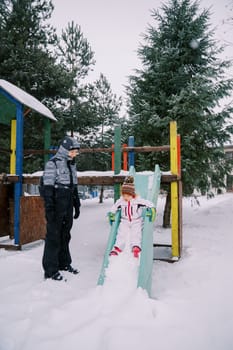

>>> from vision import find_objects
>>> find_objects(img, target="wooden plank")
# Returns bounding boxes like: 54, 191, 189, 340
78, 176, 125, 186
161, 174, 180, 183
19, 196, 46, 245
123, 145, 170, 152
0, 185, 10, 236
0, 147, 11, 154
1, 174, 179, 185
0, 244, 21, 251
23, 145, 171, 155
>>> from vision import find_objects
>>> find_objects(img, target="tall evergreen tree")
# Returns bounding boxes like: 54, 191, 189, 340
56, 24, 122, 171
127, 0, 233, 197
0, 0, 71, 99
56, 21, 95, 137
77, 74, 122, 173
0, 0, 73, 172
90, 74, 122, 146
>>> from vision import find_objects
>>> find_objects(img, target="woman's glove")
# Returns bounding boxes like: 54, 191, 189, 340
43, 185, 55, 212
73, 187, 81, 219
43, 185, 55, 221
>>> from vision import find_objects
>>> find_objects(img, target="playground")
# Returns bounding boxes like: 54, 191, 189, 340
0, 80, 182, 295
1, 80, 233, 349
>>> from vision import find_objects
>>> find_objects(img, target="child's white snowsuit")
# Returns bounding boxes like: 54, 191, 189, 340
110, 196, 155, 250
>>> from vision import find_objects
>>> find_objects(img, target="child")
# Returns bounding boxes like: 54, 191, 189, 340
108, 176, 156, 258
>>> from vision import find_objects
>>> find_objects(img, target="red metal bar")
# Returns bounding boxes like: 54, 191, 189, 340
123, 143, 128, 171
177, 134, 181, 176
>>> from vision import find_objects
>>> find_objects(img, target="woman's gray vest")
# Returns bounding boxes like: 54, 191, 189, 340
43, 145, 78, 188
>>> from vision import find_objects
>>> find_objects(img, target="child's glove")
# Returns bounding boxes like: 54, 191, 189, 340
107, 212, 115, 225
146, 207, 156, 222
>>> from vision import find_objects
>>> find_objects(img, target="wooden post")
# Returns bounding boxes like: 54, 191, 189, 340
128, 136, 135, 167
10, 119, 16, 174
111, 144, 114, 171
14, 102, 24, 245
44, 119, 51, 164
178, 180, 183, 256
177, 134, 182, 256
170, 121, 179, 259
114, 126, 121, 201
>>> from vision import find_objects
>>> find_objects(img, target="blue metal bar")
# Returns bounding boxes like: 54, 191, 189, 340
128, 136, 135, 167
0, 87, 24, 246
14, 102, 24, 245
114, 126, 121, 202
0, 87, 19, 105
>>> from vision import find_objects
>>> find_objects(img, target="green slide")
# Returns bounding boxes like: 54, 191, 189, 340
136, 164, 161, 296
97, 165, 161, 296
97, 209, 121, 286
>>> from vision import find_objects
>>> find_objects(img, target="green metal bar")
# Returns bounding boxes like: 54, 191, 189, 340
97, 210, 121, 285
114, 126, 121, 202
137, 165, 161, 296
44, 118, 51, 164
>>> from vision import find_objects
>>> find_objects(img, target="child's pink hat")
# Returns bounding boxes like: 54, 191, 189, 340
122, 176, 135, 196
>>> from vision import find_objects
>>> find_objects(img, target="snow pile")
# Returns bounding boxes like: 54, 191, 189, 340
0, 194, 233, 349
0, 252, 156, 350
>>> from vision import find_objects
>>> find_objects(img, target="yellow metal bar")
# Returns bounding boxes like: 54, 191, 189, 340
171, 181, 179, 257
170, 121, 179, 258
10, 119, 16, 174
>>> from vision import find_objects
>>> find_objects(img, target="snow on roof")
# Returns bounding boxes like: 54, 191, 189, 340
0, 79, 56, 121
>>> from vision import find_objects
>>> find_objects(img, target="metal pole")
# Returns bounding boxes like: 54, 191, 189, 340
114, 126, 121, 201
123, 143, 128, 171
111, 144, 114, 171
10, 120, 16, 174
44, 118, 51, 164
14, 103, 23, 245
128, 136, 135, 167
170, 121, 179, 259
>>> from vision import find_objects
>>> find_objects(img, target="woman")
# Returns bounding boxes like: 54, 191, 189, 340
42, 136, 81, 281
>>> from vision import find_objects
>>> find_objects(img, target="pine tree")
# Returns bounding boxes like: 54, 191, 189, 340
77, 74, 122, 172
90, 74, 122, 145
56, 21, 95, 137
0, 0, 73, 172
0, 0, 71, 99
127, 0, 233, 197
56, 23, 122, 172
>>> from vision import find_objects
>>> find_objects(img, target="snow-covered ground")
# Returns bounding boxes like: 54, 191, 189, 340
0, 192, 233, 350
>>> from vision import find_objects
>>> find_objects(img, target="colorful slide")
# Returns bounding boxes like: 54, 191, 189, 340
97, 165, 161, 297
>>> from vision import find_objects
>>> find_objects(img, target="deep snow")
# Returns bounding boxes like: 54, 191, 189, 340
0, 193, 233, 350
